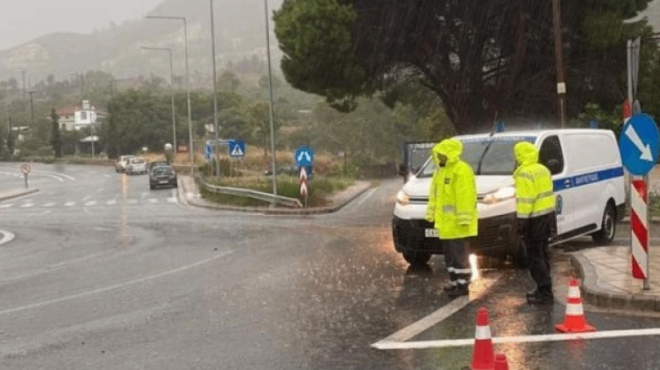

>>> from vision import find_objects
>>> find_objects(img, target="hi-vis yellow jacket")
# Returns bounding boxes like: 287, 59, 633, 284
513, 142, 556, 219
425, 139, 478, 240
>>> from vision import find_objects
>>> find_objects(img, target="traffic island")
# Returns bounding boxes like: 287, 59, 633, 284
177, 175, 373, 215
571, 247, 660, 312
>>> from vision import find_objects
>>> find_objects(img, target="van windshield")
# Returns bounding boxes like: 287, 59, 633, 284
417, 136, 537, 177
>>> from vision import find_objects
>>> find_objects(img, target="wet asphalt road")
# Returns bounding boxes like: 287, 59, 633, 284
1, 162, 660, 370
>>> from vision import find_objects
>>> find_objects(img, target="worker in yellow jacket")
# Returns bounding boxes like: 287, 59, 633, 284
426, 138, 477, 298
513, 142, 556, 305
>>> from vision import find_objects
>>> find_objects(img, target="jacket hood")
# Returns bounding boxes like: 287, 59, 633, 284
514, 141, 539, 166
432, 138, 463, 166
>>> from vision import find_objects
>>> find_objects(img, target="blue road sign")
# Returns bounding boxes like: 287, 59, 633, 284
204, 144, 213, 161
496, 121, 505, 133
295, 146, 315, 167
590, 120, 599, 129
228, 140, 246, 158
619, 113, 660, 176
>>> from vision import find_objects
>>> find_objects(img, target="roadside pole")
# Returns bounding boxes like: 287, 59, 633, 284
20, 164, 31, 189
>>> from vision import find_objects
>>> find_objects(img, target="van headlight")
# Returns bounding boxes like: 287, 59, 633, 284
396, 190, 410, 206
481, 186, 516, 205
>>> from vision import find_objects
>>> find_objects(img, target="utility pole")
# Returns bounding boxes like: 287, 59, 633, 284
21, 70, 26, 101
552, 0, 567, 128
146, 15, 194, 174
264, 0, 278, 195
28, 91, 35, 126
210, 0, 221, 177
141, 47, 177, 155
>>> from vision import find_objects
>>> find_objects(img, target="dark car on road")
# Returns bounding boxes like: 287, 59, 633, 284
149, 161, 170, 173
149, 165, 178, 190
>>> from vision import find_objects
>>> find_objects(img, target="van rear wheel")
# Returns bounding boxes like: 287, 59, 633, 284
402, 252, 431, 267
592, 203, 616, 245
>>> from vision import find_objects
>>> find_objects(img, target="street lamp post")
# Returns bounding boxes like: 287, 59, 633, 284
264, 0, 278, 195
141, 47, 178, 157
147, 15, 194, 174
28, 91, 35, 126
210, 0, 221, 177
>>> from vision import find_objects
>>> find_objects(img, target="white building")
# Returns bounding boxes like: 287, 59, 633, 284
56, 101, 104, 131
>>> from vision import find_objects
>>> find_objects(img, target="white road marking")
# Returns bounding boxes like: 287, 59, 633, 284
107, 199, 117, 206
30, 173, 64, 182
33, 171, 75, 181
0, 229, 15, 246
373, 328, 660, 350
148, 198, 159, 204
0, 250, 235, 316
141, 192, 148, 199
167, 197, 177, 203
84, 201, 97, 207
373, 276, 500, 345
0, 204, 13, 209
20, 203, 33, 208
65, 202, 76, 207
355, 188, 378, 208
103, 174, 111, 178
127, 199, 138, 205
82, 196, 92, 201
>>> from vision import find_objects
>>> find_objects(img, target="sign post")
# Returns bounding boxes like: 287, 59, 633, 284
300, 167, 309, 207
619, 113, 660, 290
295, 146, 315, 207
228, 140, 246, 178
20, 164, 31, 189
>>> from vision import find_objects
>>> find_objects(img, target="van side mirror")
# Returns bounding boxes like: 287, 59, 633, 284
547, 159, 560, 174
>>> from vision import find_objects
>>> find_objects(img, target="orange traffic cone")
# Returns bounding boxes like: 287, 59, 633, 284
471, 307, 495, 370
555, 279, 596, 333
494, 354, 509, 370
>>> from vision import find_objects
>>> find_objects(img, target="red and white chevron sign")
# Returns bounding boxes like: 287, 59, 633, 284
631, 179, 648, 280
300, 167, 308, 197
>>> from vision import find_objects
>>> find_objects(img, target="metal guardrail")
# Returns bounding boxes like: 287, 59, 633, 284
196, 174, 302, 208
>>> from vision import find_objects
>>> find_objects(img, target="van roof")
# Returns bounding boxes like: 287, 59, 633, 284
455, 128, 613, 140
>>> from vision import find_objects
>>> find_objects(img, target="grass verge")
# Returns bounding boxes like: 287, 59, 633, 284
199, 175, 354, 208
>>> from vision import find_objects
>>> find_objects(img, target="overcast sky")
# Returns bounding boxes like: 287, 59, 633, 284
0, 0, 164, 51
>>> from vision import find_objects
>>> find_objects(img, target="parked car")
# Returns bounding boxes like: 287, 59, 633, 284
392, 129, 625, 267
150, 165, 178, 190
115, 155, 136, 173
127, 158, 148, 175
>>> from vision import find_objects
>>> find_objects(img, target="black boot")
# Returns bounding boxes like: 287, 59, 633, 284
448, 284, 469, 298
526, 288, 554, 305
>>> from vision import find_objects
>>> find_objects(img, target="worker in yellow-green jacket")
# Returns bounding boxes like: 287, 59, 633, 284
513, 142, 556, 305
426, 139, 477, 298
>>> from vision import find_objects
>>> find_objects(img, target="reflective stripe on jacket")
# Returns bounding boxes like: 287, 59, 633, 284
426, 139, 478, 239
513, 142, 556, 219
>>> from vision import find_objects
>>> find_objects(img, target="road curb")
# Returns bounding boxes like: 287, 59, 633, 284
178, 177, 373, 215
570, 252, 660, 313
0, 189, 39, 203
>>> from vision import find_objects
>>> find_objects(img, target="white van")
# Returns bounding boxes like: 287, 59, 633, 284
392, 129, 626, 266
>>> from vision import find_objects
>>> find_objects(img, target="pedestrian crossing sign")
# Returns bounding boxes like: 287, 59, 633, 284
228, 140, 246, 158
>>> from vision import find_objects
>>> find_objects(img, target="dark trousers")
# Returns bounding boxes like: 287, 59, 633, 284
444, 239, 471, 287
521, 213, 554, 292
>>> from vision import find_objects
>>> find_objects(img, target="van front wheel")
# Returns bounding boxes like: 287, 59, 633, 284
402, 252, 431, 267
592, 204, 616, 245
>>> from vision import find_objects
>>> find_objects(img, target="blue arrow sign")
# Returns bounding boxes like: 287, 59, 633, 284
228, 140, 246, 158
619, 113, 660, 176
295, 146, 315, 167
204, 144, 213, 161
